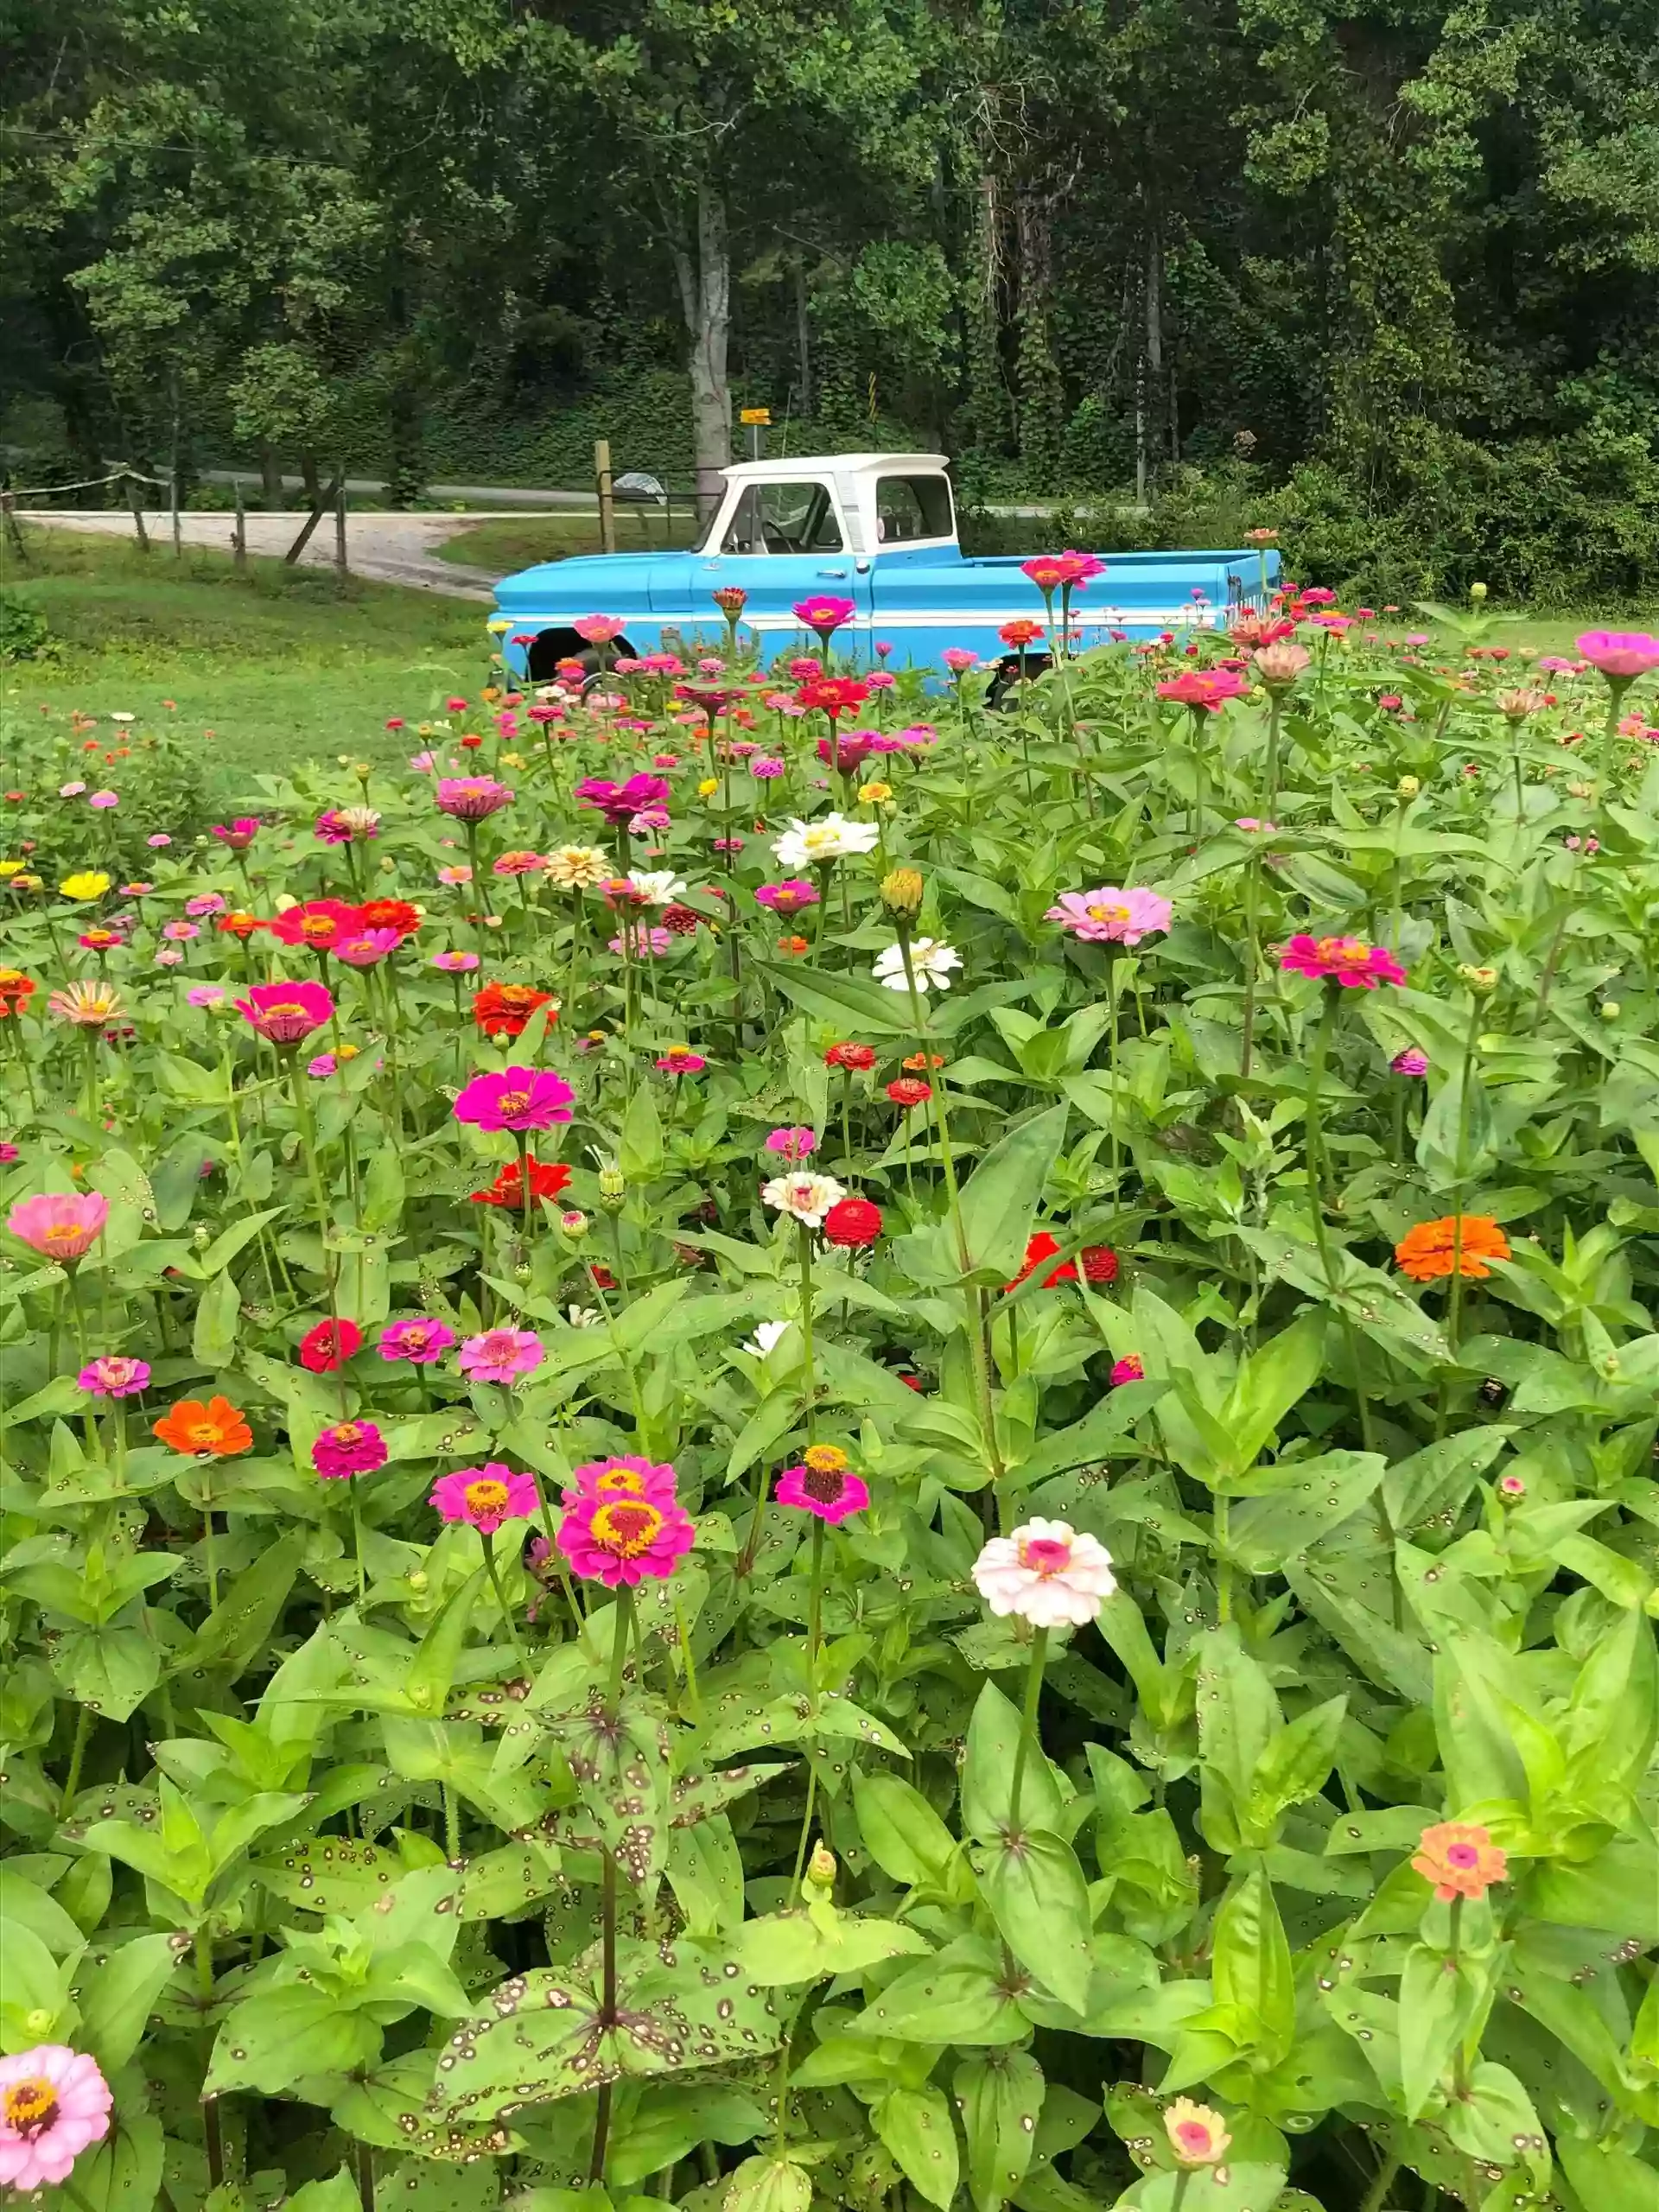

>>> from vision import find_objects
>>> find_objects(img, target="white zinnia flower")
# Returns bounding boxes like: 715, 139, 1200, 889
873, 938, 963, 993
760, 1173, 847, 1228
771, 814, 880, 870
741, 1319, 791, 1358
973, 1518, 1116, 1627
543, 844, 611, 888
566, 1304, 605, 1329
627, 869, 687, 906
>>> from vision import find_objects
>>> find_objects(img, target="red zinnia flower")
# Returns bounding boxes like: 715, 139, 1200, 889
359, 899, 421, 936
471, 1157, 574, 1209
1080, 1245, 1119, 1284
299, 1318, 363, 1372
825, 1041, 878, 1071
1005, 1231, 1084, 1290
823, 1196, 884, 1248
886, 1077, 932, 1108
473, 982, 557, 1038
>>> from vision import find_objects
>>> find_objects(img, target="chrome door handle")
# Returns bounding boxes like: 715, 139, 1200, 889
816, 568, 848, 578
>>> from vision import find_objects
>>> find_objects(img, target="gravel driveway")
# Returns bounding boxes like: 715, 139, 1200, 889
19, 509, 505, 600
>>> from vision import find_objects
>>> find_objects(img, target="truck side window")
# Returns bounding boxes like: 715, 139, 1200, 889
875, 475, 953, 543
721, 482, 842, 556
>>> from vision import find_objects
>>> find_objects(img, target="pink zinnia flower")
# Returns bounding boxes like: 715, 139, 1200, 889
78, 1355, 151, 1397
576, 774, 671, 824
564, 1454, 679, 1504
453, 1066, 575, 1134
234, 979, 334, 1045
972, 1517, 1116, 1626
187, 985, 225, 1007
766, 1125, 817, 1161
431, 950, 480, 972
556, 1489, 696, 1586
1392, 1048, 1429, 1077
88, 789, 118, 810
211, 818, 260, 850
0, 2044, 113, 2190
379, 1316, 458, 1364
186, 893, 227, 918
656, 1048, 707, 1073
777, 1459, 869, 1522
609, 925, 673, 958
1280, 934, 1405, 989
161, 920, 199, 942
1109, 1356, 1143, 1387
8, 1192, 109, 1262
1576, 631, 1659, 681
1046, 887, 1173, 946
312, 1420, 388, 1479
1157, 669, 1249, 709
430, 1460, 538, 1533
942, 647, 978, 674
435, 777, 514, 822
458, 1327, 544, 1382
575, 613, 626, 645
332, 927, 403, 969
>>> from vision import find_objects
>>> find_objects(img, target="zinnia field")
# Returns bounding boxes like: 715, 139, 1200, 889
3, 583, 1659, 2212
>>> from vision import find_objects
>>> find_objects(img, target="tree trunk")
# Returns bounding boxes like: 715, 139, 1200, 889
793, 256, 813, 423
260, 441, 283, 511
1142, 192, 1164, 495
301, 453, 321, 508
671, 186, 732, 521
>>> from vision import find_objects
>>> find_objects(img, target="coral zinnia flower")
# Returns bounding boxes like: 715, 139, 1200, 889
0, 969, 37, 1016
1395, 1216, 1510, 1282
473, 982, 557, 1039
359, 898, 421, 936
429, 1461, 538, 1533
824, 1040, 877, 1071
153, 1395, 253, 1458
1411, 1819, 1508, 1901
557, 1490, 696, 1586
0, 2044, 113, 2190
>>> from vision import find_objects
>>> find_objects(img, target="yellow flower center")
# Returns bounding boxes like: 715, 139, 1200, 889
3, 2077, 58, 2137
803, 1444, 849, 1474
594, 1467, 652, 1496
1086, 901, 1130, 924
41, 1221, 86, 1253
590, 1499, 665, 1557
494, 1090, 530, 1116
464, 1478, 511, 1516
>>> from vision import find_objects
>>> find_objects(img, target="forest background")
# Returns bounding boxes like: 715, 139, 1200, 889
5, 0, 1659, 604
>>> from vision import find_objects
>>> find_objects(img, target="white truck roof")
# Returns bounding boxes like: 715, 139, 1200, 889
717, 452, 948, 484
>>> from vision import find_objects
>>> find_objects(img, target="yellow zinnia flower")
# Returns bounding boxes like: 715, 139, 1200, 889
0, 860, 21, 879
697, 778, 720, 798
60, 871, 111, 900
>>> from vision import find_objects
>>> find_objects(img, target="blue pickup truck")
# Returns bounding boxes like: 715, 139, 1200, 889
493, 452, 1277, 688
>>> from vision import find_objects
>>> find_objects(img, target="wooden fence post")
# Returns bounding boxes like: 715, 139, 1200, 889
283, 473, 342, 565
124, 472, 150, 554
334, 475, 348, 588
595, 438, 616, 555
232, 481, 247, 571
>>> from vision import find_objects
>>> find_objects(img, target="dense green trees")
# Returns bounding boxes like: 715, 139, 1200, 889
4, 0, 1658, 595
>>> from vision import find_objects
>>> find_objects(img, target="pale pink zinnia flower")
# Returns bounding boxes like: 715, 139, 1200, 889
972, 1517, 1116, 1626
457, 1327, 544, 1383
1045, 886, 1172, 946
0, 2045, 113, 2190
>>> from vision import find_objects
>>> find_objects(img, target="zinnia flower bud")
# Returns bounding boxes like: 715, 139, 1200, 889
1396, 775, 1420, 797
879, 868, 924, 920
597, 1164, 626, 1210
1457, 964, 1498, 994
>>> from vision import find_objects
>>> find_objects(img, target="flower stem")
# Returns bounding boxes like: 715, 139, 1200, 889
798, 1220, 817, 1443
1304, 988, 1376, 1456
1007, 1625, 1049, 1833
480, 1529, 529, 1671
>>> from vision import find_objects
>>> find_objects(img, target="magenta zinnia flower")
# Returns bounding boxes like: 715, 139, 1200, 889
378, 1316, 458, 1364
234, 980, 334, 1045
429, 1460, 539, 1533
211, 817, 260, 850
1392, 1048, 1429, 1077
777, 1460, 869, 1522
312, 1420, 388, 1480
435, 777, 514, 822
1576, 631, 1659, 681
576, 774, 671, 824
556, 1490, 696, 1586
457, 1327, 544, 1383
8, 1192, 110, 1262
792, 595, 857, 637
754, 880, 821, 914
1046, 887, 1172, 946
453, 1066, 575, 1134
1280, 934, 1405, 989
78, 1354, 150, 1397
0, 2044, 113, 2190
765, 1125, 817, 1162
564, 1454, 679, 1503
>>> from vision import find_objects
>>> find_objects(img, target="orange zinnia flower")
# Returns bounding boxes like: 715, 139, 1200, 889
1394, 1215, 1510, 1282
1411, 1819, 1507, 1902
153, 1395, 253, 1458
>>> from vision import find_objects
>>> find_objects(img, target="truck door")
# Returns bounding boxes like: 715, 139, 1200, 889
687, 478, 872, 658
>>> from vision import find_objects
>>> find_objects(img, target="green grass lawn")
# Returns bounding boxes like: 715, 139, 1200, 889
3, 526, 490, 778
434, 508, 701, 572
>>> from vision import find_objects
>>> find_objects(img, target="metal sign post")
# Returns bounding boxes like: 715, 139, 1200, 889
741, 407, 771, 461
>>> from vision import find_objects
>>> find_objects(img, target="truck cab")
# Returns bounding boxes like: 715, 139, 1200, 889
493, 453, 1277, 683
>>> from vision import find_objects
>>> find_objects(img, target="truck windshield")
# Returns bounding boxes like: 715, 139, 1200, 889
705, 481, 843, 556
